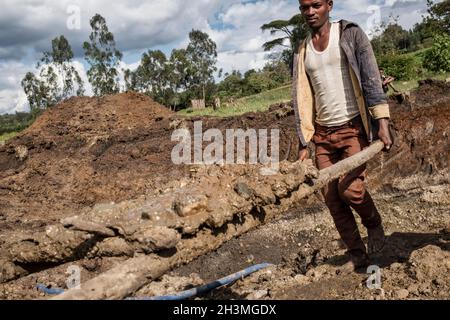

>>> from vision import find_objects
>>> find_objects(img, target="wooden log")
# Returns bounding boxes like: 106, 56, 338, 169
53, 210, 267, 300
53, 255, 171, 300
292, 140, 385, 200
53, 141, 385, 300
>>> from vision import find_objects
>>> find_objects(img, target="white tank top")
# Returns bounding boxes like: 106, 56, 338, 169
305, 22, 360, 127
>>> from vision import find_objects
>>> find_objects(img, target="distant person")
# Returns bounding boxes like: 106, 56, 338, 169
293, 0, 393, 270
379, 68, 395, 94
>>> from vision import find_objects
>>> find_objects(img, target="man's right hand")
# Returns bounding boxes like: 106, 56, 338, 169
299, 148, 310, 161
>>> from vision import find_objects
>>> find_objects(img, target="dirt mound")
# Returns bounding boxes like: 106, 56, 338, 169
368, 105, 449, 186
0, 92, 182, 229
0, 99, 299, 233
414, 79, 450, 105
26, 92, 173, 138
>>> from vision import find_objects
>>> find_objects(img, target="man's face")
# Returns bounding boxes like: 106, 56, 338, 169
299, 0, 333, 29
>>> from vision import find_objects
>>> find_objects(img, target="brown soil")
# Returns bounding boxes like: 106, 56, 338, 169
0, 92, 185, 227
0, 80, 449, 300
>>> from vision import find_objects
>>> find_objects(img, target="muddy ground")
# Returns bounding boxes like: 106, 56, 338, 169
0, 80, 449, 300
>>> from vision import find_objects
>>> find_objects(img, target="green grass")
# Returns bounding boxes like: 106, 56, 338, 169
0, 131, 18, 142
386, 47, 450, 92
403, 47, 430, 63
178, 84, 292, 118
176, 47, 450, 118
178, 66, 450, 118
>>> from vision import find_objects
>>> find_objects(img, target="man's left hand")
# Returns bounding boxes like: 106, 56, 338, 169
378, 118, 392, 151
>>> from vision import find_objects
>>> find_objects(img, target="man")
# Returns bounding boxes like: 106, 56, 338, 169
380, 68, 395, 94
293, 0, 393, 270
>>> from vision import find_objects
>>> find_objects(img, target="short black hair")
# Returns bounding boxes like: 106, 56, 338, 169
299, 0, 333, 4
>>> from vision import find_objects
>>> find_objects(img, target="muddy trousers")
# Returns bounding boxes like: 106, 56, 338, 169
313, 117, 382, 253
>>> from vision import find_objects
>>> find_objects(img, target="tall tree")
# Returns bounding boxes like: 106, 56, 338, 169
166, 49, 192, 108
21, 35, 84, 114
83, 14, 123, 96
261, 14, 308, 52
38, 35, 84, 100
21, 72, 52, 116
371, 23, 412, 56
186, 30, 218, 101
426, 0, 450, 34
134, 50, 168, 97
123, 68, 137, 91
169, 48, 192, 93
261, 14, 308, 71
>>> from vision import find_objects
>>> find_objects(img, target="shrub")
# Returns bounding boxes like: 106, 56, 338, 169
245, 72, 278, 95
423, 33, 450, 73
0, 112, 34, 135
379, 54, 420, 81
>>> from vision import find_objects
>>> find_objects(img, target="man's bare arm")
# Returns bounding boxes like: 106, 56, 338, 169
378, 118, 392, 151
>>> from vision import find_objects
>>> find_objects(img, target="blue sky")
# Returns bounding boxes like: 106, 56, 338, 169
0, 0, 430, 114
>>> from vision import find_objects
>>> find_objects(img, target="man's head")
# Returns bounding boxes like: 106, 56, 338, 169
299, 0, 333, 30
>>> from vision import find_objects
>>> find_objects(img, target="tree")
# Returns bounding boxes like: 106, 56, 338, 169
411, 20, 434, 47
245, 71, 277, 95
167, 49, 192, 108
134, 50, 168, 96
21, 72, 52, 116
38, 35, 84, 100
261, 14, 308, 52
261, 14, 308, 71
123, 68, 137, 91
186, 30, 218, 101
170, 49, 194, 92
133, 50, 176, 106
262, 58, 291, 85
371, 23, 413, 57
0, 112, 33, 135
427, 0, 450, 34
423, 33, 450, 72
21, 35, 83, 114
83, 14, 123, 96
217, 70, 244, 98
410, 0, 450, 47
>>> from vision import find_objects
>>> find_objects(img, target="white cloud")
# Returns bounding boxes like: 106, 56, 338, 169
0, 89, 28, 114
218, 50, 269, 74
208, 0, 297, 75
0, 60, 91, 114
0, 61, 31, 114
0, 0, 223, 60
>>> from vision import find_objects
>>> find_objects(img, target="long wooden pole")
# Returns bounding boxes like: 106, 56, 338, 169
293, 140, 385, 200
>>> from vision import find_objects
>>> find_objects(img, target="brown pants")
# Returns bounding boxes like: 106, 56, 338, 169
313, 116, 382, 253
